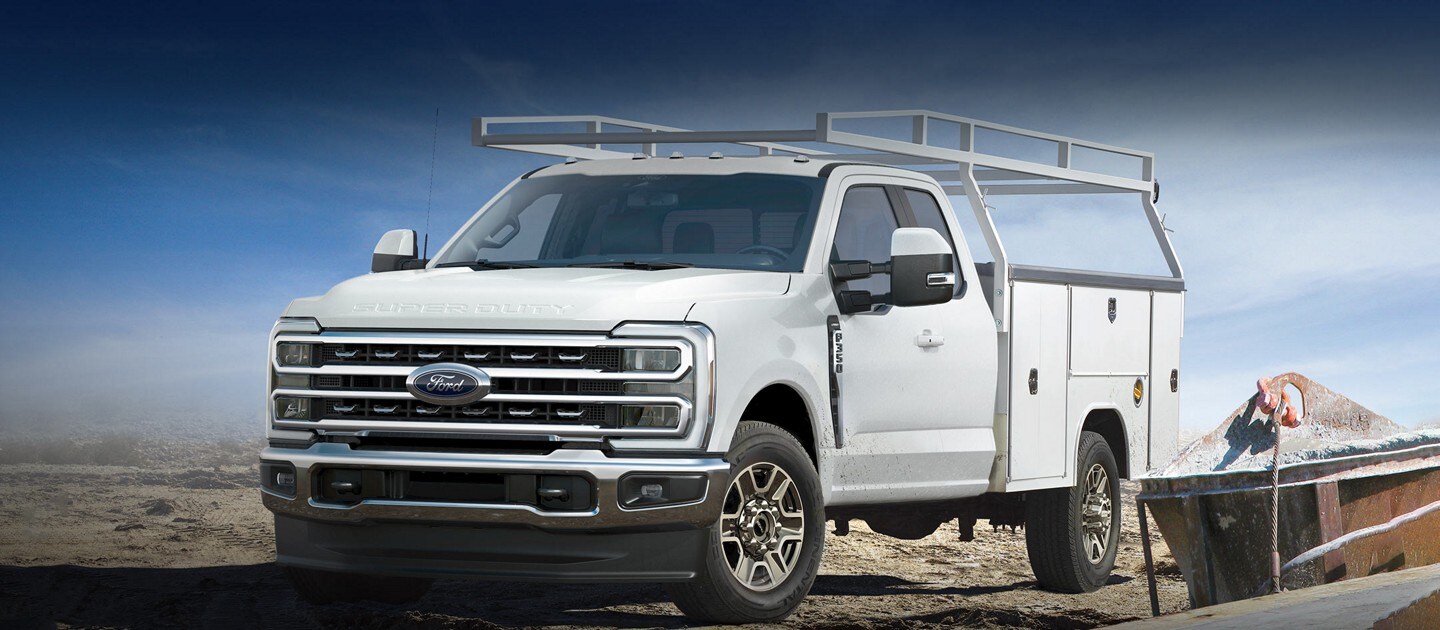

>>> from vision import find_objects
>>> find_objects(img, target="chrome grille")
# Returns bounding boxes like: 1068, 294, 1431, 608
270, 331, 696, 440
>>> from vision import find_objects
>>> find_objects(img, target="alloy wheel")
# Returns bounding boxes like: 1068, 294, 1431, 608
720, 462, 806, 591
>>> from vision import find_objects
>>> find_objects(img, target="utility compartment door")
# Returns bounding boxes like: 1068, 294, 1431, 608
1069, 287, 1151, 375
1007, 281, 1069, 481
1068, 286, 1152, 479
1148, 291, 1184, 470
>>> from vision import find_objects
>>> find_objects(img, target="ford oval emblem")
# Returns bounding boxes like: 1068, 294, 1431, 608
405, 363, 491, 406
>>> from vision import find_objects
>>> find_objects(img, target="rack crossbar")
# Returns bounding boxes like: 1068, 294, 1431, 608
480, 129, 819, 147
474, 115, 826, 157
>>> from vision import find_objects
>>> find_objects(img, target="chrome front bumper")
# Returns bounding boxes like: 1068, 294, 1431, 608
259, 443, 729, 530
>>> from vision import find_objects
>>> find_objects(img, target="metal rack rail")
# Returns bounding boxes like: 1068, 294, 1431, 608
473, 111, 1183, 331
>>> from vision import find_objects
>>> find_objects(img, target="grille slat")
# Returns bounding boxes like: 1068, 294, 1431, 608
320, 342, 622, 371
307, 375, 625, 395
319, 397, 619, 426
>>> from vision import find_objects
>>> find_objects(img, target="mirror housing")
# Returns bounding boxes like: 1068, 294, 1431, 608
372, 229, 419, 273
890, 228, 956, 307
828, 228, 957, 314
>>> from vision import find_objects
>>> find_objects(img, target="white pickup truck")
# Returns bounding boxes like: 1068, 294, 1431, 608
260, 110, 1184, 622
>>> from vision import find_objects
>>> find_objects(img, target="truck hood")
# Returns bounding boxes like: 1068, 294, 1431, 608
283, 267, 791, 331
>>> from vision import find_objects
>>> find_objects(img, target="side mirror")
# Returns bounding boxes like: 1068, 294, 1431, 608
372, 229, 418, 273
890, 227, 955, 307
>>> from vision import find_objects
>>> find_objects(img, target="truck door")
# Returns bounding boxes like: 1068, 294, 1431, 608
827, 178, 998, 505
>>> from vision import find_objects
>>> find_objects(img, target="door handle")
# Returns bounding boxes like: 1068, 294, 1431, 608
916, 330, 945, 348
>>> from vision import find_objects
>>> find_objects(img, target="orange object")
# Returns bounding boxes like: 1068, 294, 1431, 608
1256, 376, 1302, 426
1256, 377, 1278, 414
1279, 390, 1301, 427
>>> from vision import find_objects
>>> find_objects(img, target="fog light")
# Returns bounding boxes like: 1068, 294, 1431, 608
620, 405, 679, 428
619, 474, 707, 508
276, 343, 314, 367
260, 462, 296, 497
622, 348, 680, 372
274, 396, 310, 420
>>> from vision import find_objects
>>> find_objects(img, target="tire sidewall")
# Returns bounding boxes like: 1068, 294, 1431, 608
702, 422, 825, 612
1073, 433, 1121, 587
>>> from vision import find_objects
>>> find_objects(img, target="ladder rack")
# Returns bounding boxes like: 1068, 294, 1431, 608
473, 111, 1183, 331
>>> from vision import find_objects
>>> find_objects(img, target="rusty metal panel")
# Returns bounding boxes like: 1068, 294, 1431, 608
1315, 481, 1348, 581
1338, 469, 1440, 578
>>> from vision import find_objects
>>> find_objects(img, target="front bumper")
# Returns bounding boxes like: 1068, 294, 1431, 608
260, 443, 729, 581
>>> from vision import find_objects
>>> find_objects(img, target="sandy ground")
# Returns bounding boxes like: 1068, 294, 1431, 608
0, 437, 1189, 629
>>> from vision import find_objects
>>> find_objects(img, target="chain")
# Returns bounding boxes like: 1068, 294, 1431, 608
1268, 400, 1284, 594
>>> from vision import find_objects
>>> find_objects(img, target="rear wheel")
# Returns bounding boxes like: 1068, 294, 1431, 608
1024, 430, 1121, 593
283, 566, 432, 605
667, 421, 824, 623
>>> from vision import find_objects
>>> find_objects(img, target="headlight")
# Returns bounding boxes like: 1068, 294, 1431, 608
274, 396, 311, 420
620, 405, 680, 428
276, 343, 315, 367
622, 348, 680, 372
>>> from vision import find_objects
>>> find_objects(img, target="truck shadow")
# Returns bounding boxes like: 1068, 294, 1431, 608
812, 573, 1039, 597
0, 563, 1084, 628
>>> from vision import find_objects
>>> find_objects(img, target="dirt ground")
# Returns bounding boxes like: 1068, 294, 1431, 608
0, 437, 1190, 629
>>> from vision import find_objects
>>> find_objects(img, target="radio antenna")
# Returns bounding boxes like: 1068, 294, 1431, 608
423, 107, 439, 259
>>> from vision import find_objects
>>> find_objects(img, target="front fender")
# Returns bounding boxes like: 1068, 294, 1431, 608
685, 286, 832, 457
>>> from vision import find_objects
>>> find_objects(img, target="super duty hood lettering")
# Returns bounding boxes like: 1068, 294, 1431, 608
353, 303, 574, 315
283, 267, 791, 331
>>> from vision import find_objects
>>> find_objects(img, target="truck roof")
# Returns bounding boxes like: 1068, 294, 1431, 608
525, 155, 906, 179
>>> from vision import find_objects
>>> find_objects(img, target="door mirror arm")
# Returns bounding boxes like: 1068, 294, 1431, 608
837, 290, 887, 315
832, 260, 894, 314
830, 260, 892, 283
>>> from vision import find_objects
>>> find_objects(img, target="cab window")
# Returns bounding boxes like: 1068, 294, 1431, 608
830, 186, 900, 297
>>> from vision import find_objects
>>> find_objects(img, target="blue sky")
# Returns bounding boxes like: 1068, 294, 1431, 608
2, 1, 1438, 436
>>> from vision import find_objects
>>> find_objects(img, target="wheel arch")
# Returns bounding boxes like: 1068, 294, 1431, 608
1080, 407, 1130, 479
738, 382, 818, 467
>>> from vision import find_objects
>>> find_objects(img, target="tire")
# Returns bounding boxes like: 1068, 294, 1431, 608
666, 421, 825, 623
283, 566, 432, 605
1024, 430, 1121, 593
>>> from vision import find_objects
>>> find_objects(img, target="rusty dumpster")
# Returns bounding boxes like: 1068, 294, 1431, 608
1137, 373, 1440, 608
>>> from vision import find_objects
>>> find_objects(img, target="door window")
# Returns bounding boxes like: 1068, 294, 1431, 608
830, 186, 900, 297
903, 188, 964, 296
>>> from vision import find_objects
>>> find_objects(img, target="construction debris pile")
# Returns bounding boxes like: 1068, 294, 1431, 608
1157, 374, 1439, 476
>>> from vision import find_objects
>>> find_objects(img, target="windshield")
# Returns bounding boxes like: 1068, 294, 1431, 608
433, 173, 825, 272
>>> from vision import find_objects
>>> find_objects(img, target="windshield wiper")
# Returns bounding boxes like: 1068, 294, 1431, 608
434, 260, 540, 270
567, 260, 695, 271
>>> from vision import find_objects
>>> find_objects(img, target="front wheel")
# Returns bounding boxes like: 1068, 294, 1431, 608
667, 421, 825, 623
1024, 430, 1121, 593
